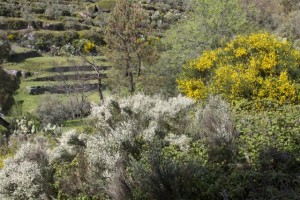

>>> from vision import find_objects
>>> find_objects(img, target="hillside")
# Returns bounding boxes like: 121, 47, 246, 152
0, 0, 189, 111
0, 0, 300, 199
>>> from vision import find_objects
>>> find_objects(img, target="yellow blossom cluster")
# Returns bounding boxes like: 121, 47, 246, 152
177, 79, 208, 100
178, 33, 300, 106
190, 50, 219, 71
83, 40, 96, 53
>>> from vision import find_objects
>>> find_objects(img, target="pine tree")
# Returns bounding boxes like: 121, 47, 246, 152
105, 0, 155, 94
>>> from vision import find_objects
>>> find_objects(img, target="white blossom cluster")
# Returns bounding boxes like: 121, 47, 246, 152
0, 94, 234, 198
50, 130, 86, 162
165, 134, 192, 151
13, 118, 36, 135
0, 137, 51, 199
88, 94, 196, 181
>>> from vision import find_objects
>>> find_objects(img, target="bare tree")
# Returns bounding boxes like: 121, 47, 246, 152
79, 54, 105, 105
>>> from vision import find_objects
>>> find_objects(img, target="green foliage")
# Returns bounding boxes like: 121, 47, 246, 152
0, 67, 20, 113
32, 31, 79, 51
234, 104, 300, 165
155, 0, 255, 96
20, 0, 33, 25
129, 141, 210, 200
97, 0, 117, 11
0, 40, 10, 64
105, 0, 158, 94
0, 17, 28, 30
44, 0, 63, 20
36, 95, 90, 125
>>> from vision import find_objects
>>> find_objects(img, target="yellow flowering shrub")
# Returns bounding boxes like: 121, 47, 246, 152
178, 33, 300, 106
177, 79, 208, 100
83, 40, 96, 53
7, 34, 15, 41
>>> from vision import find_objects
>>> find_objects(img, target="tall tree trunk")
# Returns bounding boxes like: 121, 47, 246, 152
97, 73, 104, 105
137, 55, 142, 77
129, 72, 135, 94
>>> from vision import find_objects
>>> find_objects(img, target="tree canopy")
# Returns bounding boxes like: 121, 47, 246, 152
105, 0, 158, 94
0, 67, 20, 113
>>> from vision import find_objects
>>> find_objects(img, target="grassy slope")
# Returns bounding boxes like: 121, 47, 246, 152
4, 55, 109, 113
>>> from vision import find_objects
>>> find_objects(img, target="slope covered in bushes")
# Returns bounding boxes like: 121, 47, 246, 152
0, 94, 299, 199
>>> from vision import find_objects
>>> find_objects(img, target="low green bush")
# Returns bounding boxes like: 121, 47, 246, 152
78, 29, 105, 46
234, 104, 300, 165
0, 18, 28, 30
32, 30, 79, 51
97, 0, 117, 11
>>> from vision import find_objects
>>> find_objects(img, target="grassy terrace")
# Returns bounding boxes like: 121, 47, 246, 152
3, 55, 107, 71
3, 55, 109, 113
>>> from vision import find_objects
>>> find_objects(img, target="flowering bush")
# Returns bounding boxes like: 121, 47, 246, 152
83, 40, 96, 53
1, 94, 299, 199
87, 94, 196, 181
72, 39, 96, 54
178, 33, 300, 106
0, 137, 54, 199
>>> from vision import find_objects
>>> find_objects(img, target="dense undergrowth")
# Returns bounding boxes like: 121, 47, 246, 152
0, 95, 299, 199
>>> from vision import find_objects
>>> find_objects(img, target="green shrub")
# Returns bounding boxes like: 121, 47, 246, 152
0, 18, 28, 30
234, 104, 300, 165
0, 66, 20, 113
36, 95, 90, 125
78, 29, 105, 46
97, 0, 117, 11
32, 31, 80, 51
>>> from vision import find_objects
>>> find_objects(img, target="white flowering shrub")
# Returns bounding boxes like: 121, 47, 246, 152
50, 130, 86, 163
0, 160, 43, 199
0, 94, 236, 199
194, 95, 237, 146
42, 123, 62, 136
86, 94, 197, 193
90, 94, 195, 141
0, 137, 54, 199
88, 94, 235, 199
12, 117, 36, 135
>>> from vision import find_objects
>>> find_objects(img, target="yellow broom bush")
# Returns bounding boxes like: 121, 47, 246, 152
178, 33, 300, 106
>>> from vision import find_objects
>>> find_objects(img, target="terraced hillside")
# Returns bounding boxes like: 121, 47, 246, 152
0, 0, 187, 51
0, 0, 189, 112
3, 54, 108, 111
0, 0, 114, 52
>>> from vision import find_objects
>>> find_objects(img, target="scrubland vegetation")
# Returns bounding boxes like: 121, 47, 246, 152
0, 0, 300, 199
